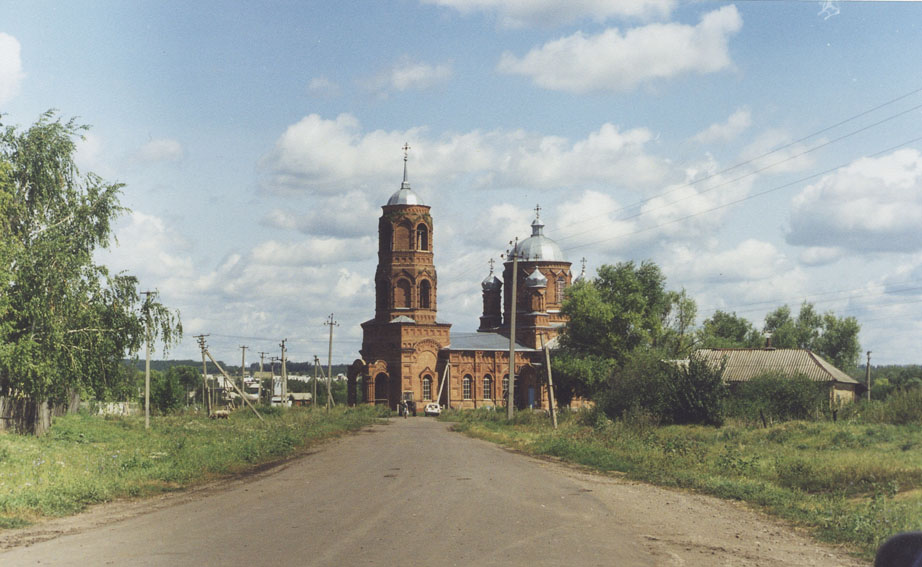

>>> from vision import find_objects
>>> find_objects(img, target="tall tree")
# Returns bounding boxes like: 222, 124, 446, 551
554, 260, 693, 398
0, 112, 181, 429
697, 310, 762, 348
763, 301, 860, 371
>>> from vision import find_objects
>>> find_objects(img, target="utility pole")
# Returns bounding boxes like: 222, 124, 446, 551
140, 290, 156, 429
195, 335, 211, 415
258, 351, 268, 404
239, 345, 248, 407
506, 239, 519, 420
280, 339, 288, 403
325, 314, 339, 409
270, 356, 280, 404
540, 334, 557, 430
866, 351, 872, 402
313, 355, 319, 408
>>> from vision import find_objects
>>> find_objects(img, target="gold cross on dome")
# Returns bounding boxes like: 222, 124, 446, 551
402, 142, 411, 161
488, 258, 495, 273
534, 204, 541, 219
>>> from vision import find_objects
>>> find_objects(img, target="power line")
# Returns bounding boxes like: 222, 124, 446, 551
562, 132, 922, 253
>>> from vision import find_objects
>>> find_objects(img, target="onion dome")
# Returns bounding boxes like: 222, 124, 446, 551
525, 268, 547, 288
482, 272, 502, 291
386, 143, 423, 206
516, 211, 564, 262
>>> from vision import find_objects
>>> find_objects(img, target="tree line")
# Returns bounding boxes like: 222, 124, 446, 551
552, 260, 863, 425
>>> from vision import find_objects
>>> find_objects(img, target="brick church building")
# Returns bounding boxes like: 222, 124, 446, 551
347, 151, 580, 411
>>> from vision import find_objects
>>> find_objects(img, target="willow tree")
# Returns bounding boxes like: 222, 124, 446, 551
0, 111, 181, 433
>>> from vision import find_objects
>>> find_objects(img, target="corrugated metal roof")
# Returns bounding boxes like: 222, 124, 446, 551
446, 331, 537, 352
695, 348, 859, 384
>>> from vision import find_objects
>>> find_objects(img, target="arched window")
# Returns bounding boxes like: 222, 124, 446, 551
422, 376, 432, 400
462, 375, 472, 400
483, 375, 492, 400
502, 375, 509, 400
394, 222, 412, 250
395, 280, 411, 309
419, 280, 431, 309
556, 276, 567, 304
416, 224, 429, 251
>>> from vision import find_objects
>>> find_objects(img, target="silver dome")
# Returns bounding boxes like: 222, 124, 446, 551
386, 184, 422, 206
516, 218, 565, 262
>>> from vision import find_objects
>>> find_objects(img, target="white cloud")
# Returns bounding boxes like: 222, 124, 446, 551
496, 5, 742, 93
308, 76, 340, 96
0, 33, 24, 105
787, 148, 922, 253
422, 0, 676, 27
136, 138, 184, 163
261, 191, 378, 238
386, 58, 453, 91
261, 114, 671, 196
738, 129, 817, 175
798, 246, 845, 266
251, 237, 375, 265
692, 108, 751, 144
97, 211, 195, 292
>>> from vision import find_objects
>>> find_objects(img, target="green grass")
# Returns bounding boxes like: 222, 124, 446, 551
442, 407, 922, 561
0, 406, 386, 528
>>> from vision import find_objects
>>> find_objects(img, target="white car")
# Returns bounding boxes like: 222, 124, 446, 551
424, 403, 441, 416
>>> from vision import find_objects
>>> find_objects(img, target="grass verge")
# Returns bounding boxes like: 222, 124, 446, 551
443, 408, 922, 561
0, 406, 386, 529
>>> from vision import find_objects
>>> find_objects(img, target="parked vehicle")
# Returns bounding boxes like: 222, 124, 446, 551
424, 403, 441, 416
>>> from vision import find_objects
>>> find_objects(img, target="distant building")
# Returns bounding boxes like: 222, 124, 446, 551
349, 151, 576, 411
694, 348, 861, 404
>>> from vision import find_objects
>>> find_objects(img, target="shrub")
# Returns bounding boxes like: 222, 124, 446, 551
597, 350, 727, 426
726, 372, 826, 423
852, 388, 922, 425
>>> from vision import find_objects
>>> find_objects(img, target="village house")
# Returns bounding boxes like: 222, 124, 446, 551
694, 347, 861, 404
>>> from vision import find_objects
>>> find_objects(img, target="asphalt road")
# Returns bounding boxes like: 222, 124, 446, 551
0, 418, 865, 566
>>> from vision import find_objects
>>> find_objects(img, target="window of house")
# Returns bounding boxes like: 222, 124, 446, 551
422, 376, 432, 400
556, 275, 566, 304
462, 375, 472, 400
502, 375, 509, 399
483, 376, 492, 400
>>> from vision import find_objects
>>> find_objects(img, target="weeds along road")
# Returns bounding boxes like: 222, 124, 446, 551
1, 418, 865, 567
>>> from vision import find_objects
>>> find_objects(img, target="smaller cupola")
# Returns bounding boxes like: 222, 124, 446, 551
525, 268, 547, 288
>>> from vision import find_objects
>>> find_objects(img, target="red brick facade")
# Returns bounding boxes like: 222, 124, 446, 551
351, 164, 572, 412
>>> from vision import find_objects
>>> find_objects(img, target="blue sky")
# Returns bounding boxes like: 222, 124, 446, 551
2, 0, 922, 366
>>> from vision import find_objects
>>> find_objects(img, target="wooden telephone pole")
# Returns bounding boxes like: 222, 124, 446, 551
866, 351, 872, 402
280, 339, 288, 402
239, 345, 248, 406
324, 314, 338, 409
195, 335, 211, 415
140, 290, 156, 429
313, 355, 319, 408
258, 351, 268, 404
506, 240, 519, 420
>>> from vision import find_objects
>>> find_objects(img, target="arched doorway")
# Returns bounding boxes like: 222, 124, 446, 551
374, 373, 389, 406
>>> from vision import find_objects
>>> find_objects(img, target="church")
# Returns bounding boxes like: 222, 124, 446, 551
347, 150, 581, 411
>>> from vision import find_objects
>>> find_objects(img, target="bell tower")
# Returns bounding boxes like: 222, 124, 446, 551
372, 144, 437, 324
360, 145, 451, 409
